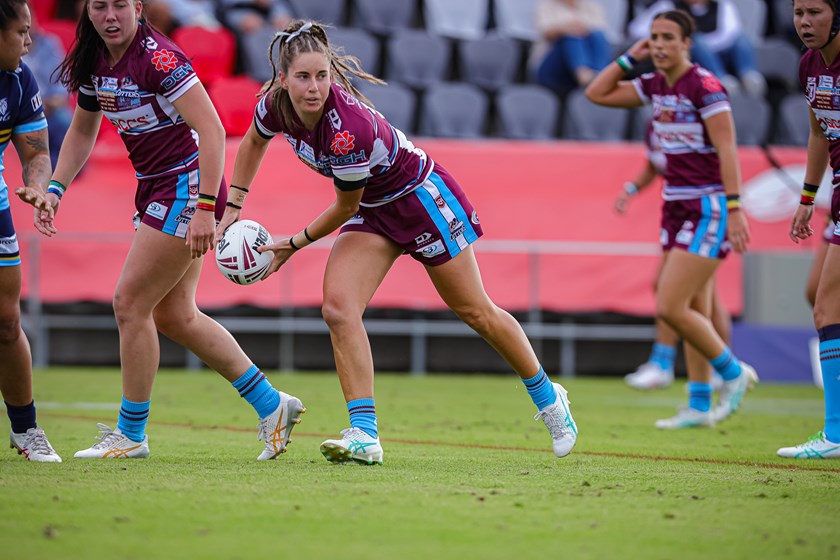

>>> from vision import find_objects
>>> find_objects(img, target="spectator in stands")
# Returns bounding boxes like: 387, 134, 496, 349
219, 0, 292, 35
617, 121, 729, 392
220, 20, 578, 465
782, 0, 840, 459
25, 12, 73, 170
629, 0, 768, 96
586, 9, 758, 429
47, 0, 305, 461
0, 0, 61, 462
533, 0, 613, 92
143, 0, 220, 35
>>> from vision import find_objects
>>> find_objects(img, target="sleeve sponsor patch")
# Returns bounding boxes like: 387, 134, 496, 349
701, 75, 723, 93
330, 130, 355, 155
701, 92, 728, 106
30, 91, 42, 112
151, 49, 179, 72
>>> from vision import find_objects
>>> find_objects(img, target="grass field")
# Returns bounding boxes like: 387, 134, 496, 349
1, 368, 838, 560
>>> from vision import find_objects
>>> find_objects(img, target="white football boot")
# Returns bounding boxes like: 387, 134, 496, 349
257, 390, 306, 461
74, 423, 149, 459
777, 432, 840, 459
320, 427, 384, 465
534, 383, 578, 457
654, 407, 714, 429
10, 427, 62, 463
711, 363, 759, 423
624, 362, 674, 390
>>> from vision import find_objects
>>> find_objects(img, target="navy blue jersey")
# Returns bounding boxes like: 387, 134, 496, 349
0, 62, 47, 211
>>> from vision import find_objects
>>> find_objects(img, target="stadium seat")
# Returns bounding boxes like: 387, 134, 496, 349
755, 37, 802, 90
385, 30, 451, 90
288, 0, 347, 26
420, 83, 488, 138
459, 34, 520, 91
775, 93, 810, 147
493, 0, 539, 41
423, 0, 489, 40
352, 0, 416, 36
771, 0, 796, 38
731, 0, 767, 43
171, 26, 236, 86
358, 82, 417, 135
728, 91, 771, 146
208, 76, 264, 137
327, 27, 381, 78
496, 85, 560, 140
592, 0, 629, 45
562, 89, 630, 141
39, 18, 77, 52
241, 25, 278, 84
31, 0, 59, 22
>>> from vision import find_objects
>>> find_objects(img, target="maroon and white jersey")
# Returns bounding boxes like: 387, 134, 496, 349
633, 65, 731, 200
253, 83, 432, 207
77, 25, 200, 180
644, 121, 667, 175
800, 49, 840, 183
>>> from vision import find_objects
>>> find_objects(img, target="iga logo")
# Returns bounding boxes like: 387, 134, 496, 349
331, 130, 355, 155
151, 49, 178, 72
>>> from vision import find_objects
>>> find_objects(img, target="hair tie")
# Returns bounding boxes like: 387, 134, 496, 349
275, 22, 314, 44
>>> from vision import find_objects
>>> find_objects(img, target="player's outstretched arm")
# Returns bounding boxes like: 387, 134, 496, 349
11, 127, 54, 235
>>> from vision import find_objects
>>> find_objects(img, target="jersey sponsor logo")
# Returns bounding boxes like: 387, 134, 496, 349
0, 98, 7, 121
105, 104, 160, 133
819, 75, 834, 90
151, 49, 178, 72
808, 77, 817, 102
328, 151, 366, 166
701, 92, 727, 106
339, 89, 356, 106
161, 64, 193, 91
145, 201, 168, 221
701, 75, 722, 93
653, 121, 705, 151
415, 232, 433, 246
30, 92, 42, 112
100, 76, 119, 92
470, 210, 480, 225
449, 219, 465, 241
416, 240, 445, 258
327, 108, 341, 130
175, 206, 196, 225
434, 195, 445, 208
257, 97, 269, 119
331, 131, 355, 155
815, 109, 840, 139
145, 37, 159, 50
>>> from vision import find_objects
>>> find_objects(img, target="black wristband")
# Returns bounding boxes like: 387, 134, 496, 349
231, 184, 250, 193
288, 235, 300, 251
303, 227, 315, 242
226, 201, 242, 210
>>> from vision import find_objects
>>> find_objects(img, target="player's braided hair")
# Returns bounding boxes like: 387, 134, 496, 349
652, 9, 696, 39
0, 0, 27, 31
261, 19, 385, 134
56, 0, 158, 93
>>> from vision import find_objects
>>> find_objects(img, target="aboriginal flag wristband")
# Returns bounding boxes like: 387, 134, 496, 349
725, 194, 741, 211
196, 194, 217, 212
801, 183, 819, 205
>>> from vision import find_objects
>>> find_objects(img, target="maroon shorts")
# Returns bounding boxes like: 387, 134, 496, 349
660, 194, 731, 259
133, 169, 227, 237
340, 164, 483, 266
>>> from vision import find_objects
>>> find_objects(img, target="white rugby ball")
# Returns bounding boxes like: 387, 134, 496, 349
216, 220, 274, 284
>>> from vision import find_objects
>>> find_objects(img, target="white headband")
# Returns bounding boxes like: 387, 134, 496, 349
275, 22, 314, 44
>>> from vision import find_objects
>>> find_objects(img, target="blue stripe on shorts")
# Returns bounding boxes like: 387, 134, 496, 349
427, 172, 479, 245
162, 171, 191, 236
688, 194, 726, 258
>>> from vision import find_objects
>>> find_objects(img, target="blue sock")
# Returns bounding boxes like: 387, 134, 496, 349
711, 348, 742, 381
5, 400, 36, 434
687, 382, 713, 412
232, 364, 280, 418
818, 325, 840, 442
348, 398, 378, 439
117, 397, 150, 442
522, 367, 557, 410
649, 343, 676, 372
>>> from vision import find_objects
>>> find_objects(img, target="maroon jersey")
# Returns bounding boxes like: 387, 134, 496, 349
77, 25, 201, 180
632, 65, 731, 200
253, 83, 433, 207
800, 49, 840, 183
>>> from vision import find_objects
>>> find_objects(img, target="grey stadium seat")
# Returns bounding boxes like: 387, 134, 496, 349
288, 0, 347, 25
423, 0, 489, 40
493, 0, 539, 41
385, 29, 451, 90
241, 25, 280, 83
629, 104, 654, 142
755, 37, 802, 89
729, 91, 771, 146
358, 82, 417, 135
459, 34, 520, 91
776, 93, 810, 147
421, 83, 489, 138
592, 0, 629, 45
352, 0, 416, 36
327, 27, 381, 77
496, 85, 560, 140
731, 0, 767, 43
562, 89, 630, 141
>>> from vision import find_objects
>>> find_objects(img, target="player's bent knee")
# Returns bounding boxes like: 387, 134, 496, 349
0, 315, 22, 345
153, 306, 198, 339
321, 300, 361, 330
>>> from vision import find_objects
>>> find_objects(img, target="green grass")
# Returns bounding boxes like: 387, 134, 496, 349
1, 368, 838, 560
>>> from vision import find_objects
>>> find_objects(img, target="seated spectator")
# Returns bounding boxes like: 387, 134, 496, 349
533, 0, 613, 94
144, 0, 221, 35
219, 0, 293, 35
629, 0, 767, 96
25, 15, 73, 171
